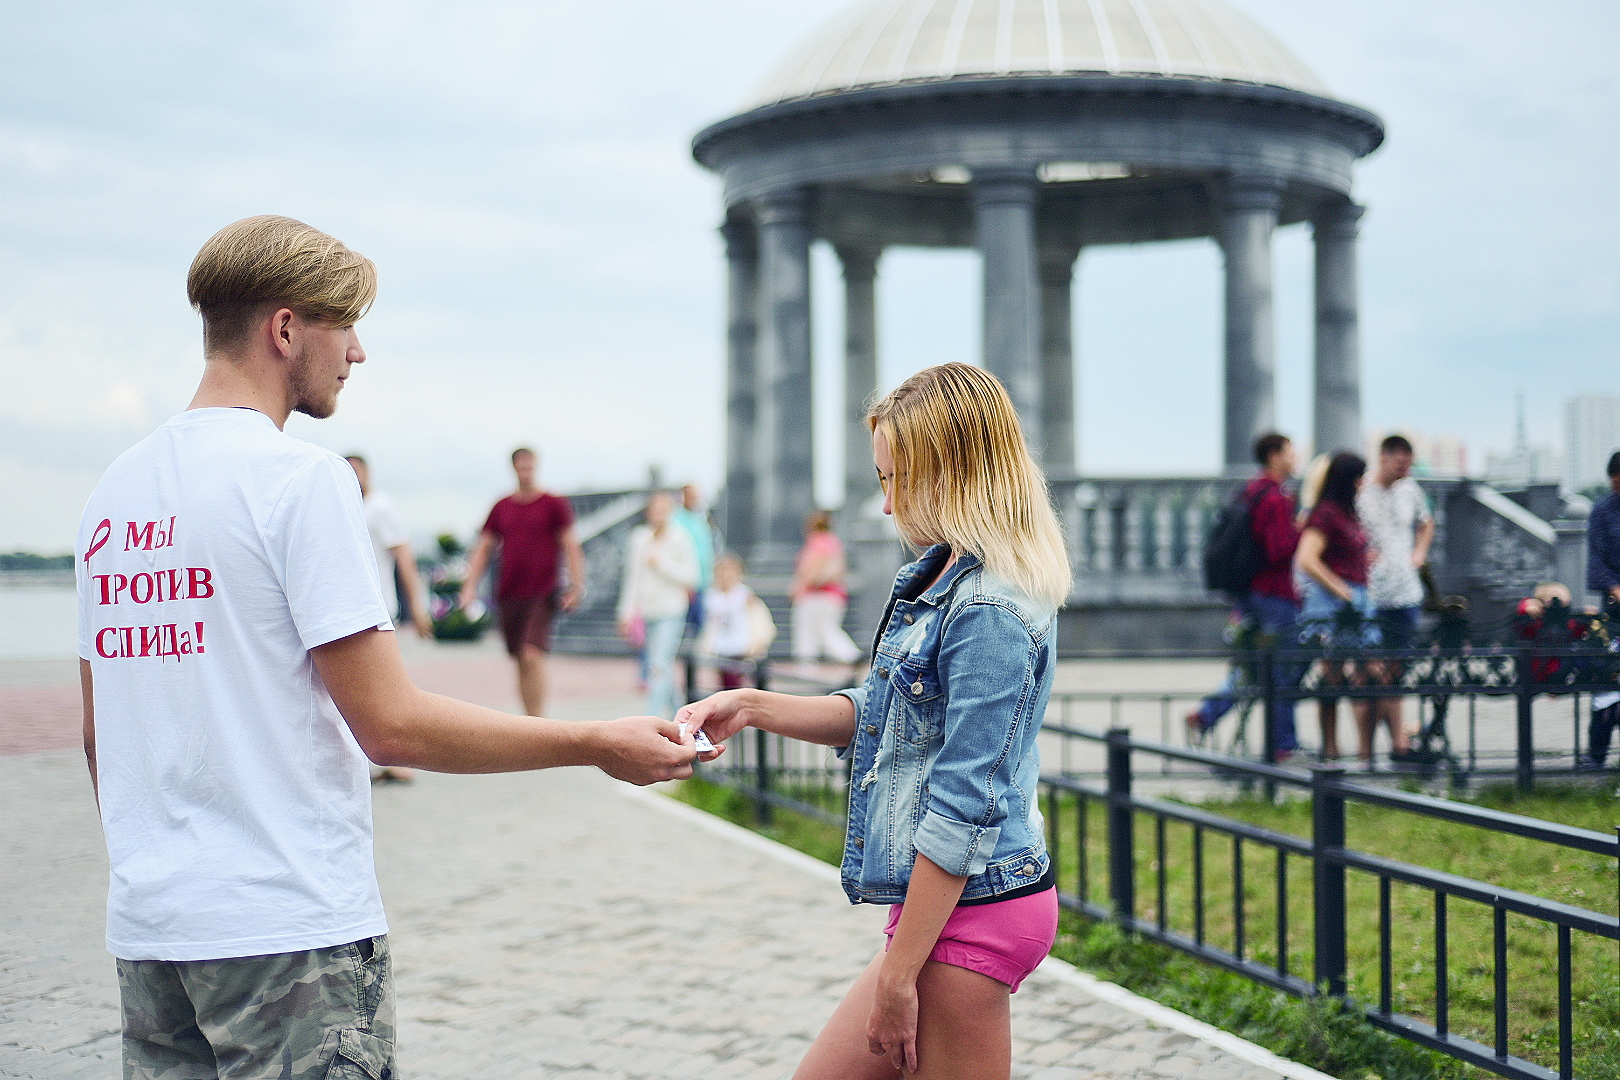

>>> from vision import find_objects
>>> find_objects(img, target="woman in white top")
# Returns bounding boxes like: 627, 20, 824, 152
617, 490, 699, 718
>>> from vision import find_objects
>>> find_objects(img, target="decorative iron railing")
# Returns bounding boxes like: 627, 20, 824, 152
685, 651, 1620, 1080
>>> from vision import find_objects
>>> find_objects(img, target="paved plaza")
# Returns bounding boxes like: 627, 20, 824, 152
5, 640, 1331, 1079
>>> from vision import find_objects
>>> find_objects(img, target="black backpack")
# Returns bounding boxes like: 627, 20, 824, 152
1202, 486, 1266, 596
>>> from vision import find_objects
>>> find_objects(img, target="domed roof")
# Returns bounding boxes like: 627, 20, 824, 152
747, 0, 1329, 108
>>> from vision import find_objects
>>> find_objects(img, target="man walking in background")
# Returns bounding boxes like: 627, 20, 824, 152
346, 454, 433, 640
1582, 450, 1620, 769
1357, 435, 1434, 754
460, 448, 585, 717
78, 216, 697, 1080
1186, 432, 1302, 760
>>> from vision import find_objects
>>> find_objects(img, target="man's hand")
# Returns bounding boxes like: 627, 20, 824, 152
588, 715, 697, 786
457, 584, 478, 611
413, 612, 434, 638
561, 584, 583, 613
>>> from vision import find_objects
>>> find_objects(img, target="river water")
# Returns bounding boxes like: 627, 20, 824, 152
0, 584, 79, 659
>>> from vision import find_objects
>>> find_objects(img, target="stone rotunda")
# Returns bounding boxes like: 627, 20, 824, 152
693, 0, 1385, 573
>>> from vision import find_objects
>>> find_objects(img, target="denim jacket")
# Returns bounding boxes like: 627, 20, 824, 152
832, 545, 1056, 905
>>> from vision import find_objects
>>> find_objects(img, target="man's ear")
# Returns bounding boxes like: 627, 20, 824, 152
266, 307, 299, 360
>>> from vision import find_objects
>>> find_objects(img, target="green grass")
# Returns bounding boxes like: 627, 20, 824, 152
671, 776, 1620, 1080
1051, 783, 1618, 1080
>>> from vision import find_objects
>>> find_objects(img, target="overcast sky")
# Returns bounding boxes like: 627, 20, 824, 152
2, 0, 1616, 551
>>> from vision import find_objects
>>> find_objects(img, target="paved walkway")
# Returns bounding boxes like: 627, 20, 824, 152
2, 643, 1327, 1080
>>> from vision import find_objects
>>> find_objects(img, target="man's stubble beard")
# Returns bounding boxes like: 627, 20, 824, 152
289, 352, 339, 420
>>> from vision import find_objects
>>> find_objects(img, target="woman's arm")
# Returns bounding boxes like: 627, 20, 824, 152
676, 688, 856, 748
1295, 527, 1352, 601
616, 529, 643, 631
867, 852, 968, 1074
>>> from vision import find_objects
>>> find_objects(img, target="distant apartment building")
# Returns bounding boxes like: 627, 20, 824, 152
1564, 393, 1620, 494
1484, 445, 1562, 488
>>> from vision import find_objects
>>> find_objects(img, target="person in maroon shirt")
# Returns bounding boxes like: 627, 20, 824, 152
1295, 451, 1403, 766
459, 448, 585, 716
1186, 433, 1302, 758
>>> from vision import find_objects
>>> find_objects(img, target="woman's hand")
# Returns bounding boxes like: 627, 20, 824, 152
674, 688, 759, 749
866, 973, 920, 1075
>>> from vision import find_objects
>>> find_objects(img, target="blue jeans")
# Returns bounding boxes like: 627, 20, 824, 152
1194, 592, 1299, 753
641, 615, 685, 719
1299, 581, 1382, 648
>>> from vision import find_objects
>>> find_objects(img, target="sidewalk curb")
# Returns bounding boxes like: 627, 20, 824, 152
1029, 960, 1339, 1080
620, 782, 1337, 1080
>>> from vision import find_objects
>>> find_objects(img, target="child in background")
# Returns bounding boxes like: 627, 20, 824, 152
699, 553, 774, 690
1514, 582, 1589, 685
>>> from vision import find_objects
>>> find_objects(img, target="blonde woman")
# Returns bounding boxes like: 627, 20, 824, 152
680, 363, 1069, 1080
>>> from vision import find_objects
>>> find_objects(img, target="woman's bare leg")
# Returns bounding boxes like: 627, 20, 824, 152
794, 951, 1012, 1080
794, 953, 902, 1080
912, 960, 1012, 1079
1318, 663, 1343, 759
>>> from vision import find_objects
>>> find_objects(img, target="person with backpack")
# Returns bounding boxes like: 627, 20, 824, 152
1185, 432, 1302, 760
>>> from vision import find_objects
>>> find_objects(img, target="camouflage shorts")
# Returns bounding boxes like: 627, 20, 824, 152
116, 935, 396, 1079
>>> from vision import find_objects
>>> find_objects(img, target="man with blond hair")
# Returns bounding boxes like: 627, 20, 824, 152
77, 215, 698, 1079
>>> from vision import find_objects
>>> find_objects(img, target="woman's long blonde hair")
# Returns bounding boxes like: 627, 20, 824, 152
867, 363, 1070, 608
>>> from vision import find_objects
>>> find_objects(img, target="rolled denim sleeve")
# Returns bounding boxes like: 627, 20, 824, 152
913, 601, 1039, 877
830, 686, 866, 760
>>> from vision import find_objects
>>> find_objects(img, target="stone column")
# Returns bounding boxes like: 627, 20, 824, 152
1221, 174, 1285, 475
973, 167, 1042, 454
1040, 243, 1080, 478
754, 188, 814, 560
1313, 200, 1365, 457
720, 216, 758, 551
837, 245, 881, 510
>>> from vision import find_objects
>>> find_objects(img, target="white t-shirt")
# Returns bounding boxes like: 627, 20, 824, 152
364, 489, 410, 612
1357, 477, 1432, 610
703, 583, 754, 657
76, 408, 394, 961
617, 525, 698, 623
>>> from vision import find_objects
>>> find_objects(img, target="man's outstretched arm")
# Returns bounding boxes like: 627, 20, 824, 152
312, 628, 696, 784
457, 530, 498, 610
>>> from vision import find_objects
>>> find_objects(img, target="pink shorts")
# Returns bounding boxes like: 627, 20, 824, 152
883, 887, 1058, 992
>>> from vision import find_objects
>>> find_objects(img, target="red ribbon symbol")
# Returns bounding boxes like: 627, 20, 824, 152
84, 519, 112, 563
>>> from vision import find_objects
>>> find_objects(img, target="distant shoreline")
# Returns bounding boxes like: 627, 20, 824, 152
0, 570, 74, 587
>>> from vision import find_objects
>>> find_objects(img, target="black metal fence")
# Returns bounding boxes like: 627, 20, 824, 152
1046, 727, 1617, 1080
1047, 643, 1620, 794
682, 648, 1620, 1080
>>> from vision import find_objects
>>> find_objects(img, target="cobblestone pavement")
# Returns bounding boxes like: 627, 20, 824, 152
2, 647, 1328, 1080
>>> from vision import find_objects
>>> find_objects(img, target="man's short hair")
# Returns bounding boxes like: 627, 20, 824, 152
187, 216, 377, 354
1380, 434, 1414, 456
511, 447, 535, 465
344, 454, 367, 468
1608, 450, 1620, 478
1253, 432, 1290, 466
